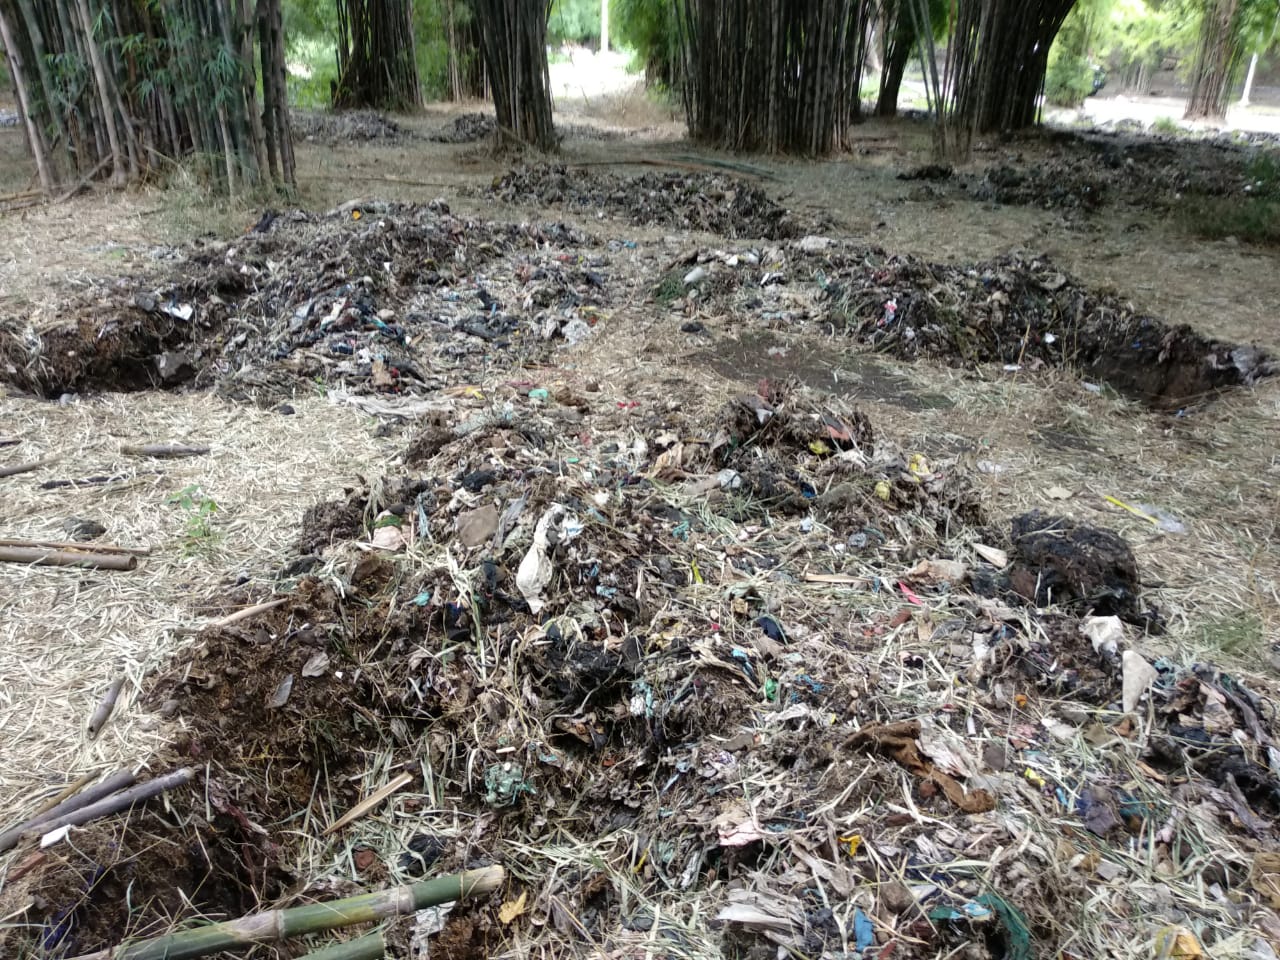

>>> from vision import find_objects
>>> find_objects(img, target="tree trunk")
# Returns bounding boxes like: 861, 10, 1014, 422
334, 0, 422, 111
472, 0, 556, 151
0, 3, 54, 191
1185, 0, 1242, 122
677, 0, 873, 155
877, 0, 916, 118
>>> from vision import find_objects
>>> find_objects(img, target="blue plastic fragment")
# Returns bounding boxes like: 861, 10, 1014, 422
854, 907, 874, 952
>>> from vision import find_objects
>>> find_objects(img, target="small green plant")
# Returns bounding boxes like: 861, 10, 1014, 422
1151, 116, 1182, 137
167, 484, 220, 551
1196, 612, 1265, 660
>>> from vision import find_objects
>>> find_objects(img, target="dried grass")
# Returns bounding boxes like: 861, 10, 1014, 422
0, 389, 397, 815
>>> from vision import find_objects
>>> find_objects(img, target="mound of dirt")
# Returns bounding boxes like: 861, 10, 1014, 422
8, 358, 1280, 959
292, 109, 413, 144
0, 202, 600, 400
483, 164, 820, 239
823, 250, 1275, 407
426, 112, 497, 143
955, 131, 1279, 213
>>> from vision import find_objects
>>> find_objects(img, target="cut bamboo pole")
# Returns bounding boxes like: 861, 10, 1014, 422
0, 538, 151, 557
0, 455, 60, 478
299, 932, 385, 960
0, 768, 137, 853
0, 546, 138, 571
87, 675, 128, 737
27, 768, 194, 840
67, 866, 505, 960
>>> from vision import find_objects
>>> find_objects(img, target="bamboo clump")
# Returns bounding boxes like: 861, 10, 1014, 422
0, 0, 295, 197
676, 0, 874, 155
334, 0, 422, 111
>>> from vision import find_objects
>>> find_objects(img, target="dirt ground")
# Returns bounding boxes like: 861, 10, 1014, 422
1, 87, 1279, 960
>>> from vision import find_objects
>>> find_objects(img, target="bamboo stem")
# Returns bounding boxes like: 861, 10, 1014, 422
0, 454, 60, 478
68, 866, 505, 960
0, 546, 139, 571
0, 538, 152, 557
87, 675, 128, 738
25, 768, 194, 842
0, 768, 137, 853
120, 443, 210, 458
299, 932, 385, 960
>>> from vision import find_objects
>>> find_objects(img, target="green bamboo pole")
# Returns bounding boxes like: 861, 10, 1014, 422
69, 866, 504, 960
300, 931, 385, 960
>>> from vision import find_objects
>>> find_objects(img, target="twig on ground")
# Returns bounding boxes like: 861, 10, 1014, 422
120, 443, 210, 459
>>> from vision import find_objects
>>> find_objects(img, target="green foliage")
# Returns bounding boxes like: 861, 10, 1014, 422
1152, 115, 1182, 134
167, 484, 220, 551
610, 0, 678, 86
1046, 52, 1096, 106
549, 0, 601, 45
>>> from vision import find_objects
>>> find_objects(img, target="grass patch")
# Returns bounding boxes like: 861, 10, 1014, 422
1195, 611, 1266, 660
1176, 194, 1280, 246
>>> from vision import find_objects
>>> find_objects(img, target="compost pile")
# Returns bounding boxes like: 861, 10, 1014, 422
293, 110, 413, 144
482, 164, 819, 239
816, 248, 1275, 407
960, 134, 1279, 213
0, 202, 605, 403
10, 363, 1280, 960
2, 183, 1280, 960
427, 112, 497, 144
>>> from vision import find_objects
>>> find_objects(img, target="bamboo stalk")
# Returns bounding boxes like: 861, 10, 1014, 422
299, 932, 385, 960
67, 866, 505, 960
0, 455, 60, 478
0, 546, 138, 571
172, 596, 288, 636
0, 538, 152, 557
0, 768, 138, 853
24, 768, 192, 842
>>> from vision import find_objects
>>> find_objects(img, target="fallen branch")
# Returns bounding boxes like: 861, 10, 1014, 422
87, 675, 128, 738
0, 436, 19, 447
0, 537, 151, 557
0, 546, 138, 571
173, 597, 289, 637
67, 865, 505, 960
28, 768, 194, 841
300, 932, 386, 960
120, 443, 210, 459
323, 772, 414, 836
0, 768, 138, 853
0, 455, 60, 479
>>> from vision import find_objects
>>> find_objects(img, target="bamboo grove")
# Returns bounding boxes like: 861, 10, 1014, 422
334, 0, 421, 111
0, 0, 294, 196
